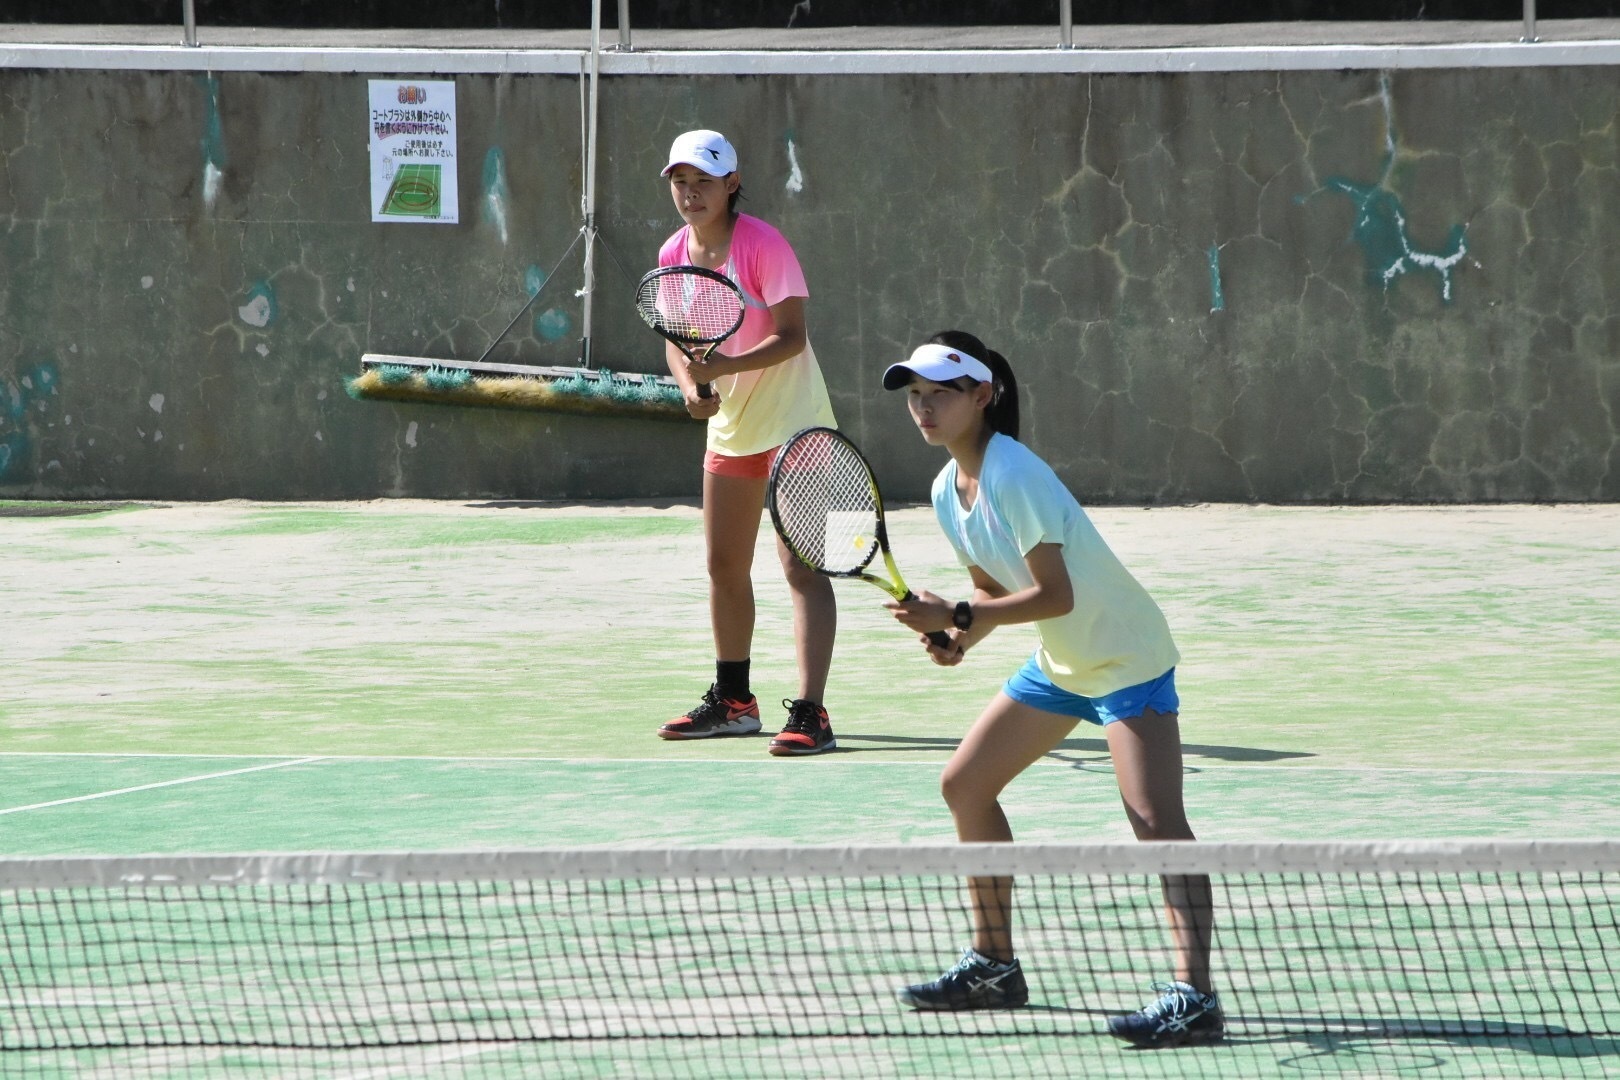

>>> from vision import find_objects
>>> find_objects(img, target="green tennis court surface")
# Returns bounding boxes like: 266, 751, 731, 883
2, 499, 1616, 1077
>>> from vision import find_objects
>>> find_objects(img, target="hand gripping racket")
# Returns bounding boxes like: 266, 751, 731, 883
768, 426, 952, 649
634, 265, 746, 400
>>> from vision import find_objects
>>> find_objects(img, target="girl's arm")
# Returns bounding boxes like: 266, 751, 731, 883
887, 543, 1074, 652
964, 542, 1074, 631
684, 296, 807, 384
927, 565, 1008, 664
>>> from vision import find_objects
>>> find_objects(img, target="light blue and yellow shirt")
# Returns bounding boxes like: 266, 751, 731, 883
931, 433, 1180, 698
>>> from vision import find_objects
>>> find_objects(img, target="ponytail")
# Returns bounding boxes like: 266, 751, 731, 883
926, 330, 1020, 441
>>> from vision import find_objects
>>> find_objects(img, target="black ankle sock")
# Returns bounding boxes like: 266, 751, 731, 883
715, 659, 751, 700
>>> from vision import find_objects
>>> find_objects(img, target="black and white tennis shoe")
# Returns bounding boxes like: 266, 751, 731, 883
1107, 981, 1225, 1047
896, 948, 1028, 1010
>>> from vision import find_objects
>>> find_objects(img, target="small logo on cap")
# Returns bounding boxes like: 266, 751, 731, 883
947, 353, 962, 363
702, 148, 720, 161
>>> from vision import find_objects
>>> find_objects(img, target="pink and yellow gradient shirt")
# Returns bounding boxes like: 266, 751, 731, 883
659, 214, 837, 456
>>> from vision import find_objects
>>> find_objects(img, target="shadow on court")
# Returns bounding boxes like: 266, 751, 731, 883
0, 501, 162, 517
841, 732, 1315, 764
1241, 1024, 1619, 1073
468, 498, 702, 511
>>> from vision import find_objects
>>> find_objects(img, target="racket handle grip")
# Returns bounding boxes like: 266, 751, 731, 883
696, 382, 713, 399
899, 590, 953, 649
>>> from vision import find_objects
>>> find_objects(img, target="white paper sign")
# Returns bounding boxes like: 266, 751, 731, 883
368, 80, 458, 224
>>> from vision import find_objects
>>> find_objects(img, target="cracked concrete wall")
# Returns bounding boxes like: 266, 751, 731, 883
2, 66, 1616, 502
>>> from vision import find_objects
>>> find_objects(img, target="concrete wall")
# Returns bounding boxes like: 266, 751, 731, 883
2, 53, 1617, 502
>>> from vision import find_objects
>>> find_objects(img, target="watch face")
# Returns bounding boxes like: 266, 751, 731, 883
953, 602, 972, 630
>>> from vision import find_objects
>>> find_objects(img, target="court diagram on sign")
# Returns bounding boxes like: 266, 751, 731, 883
378, 162, 443, 217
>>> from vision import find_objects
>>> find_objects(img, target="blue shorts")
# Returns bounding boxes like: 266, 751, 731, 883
1002, 657, 1179, 727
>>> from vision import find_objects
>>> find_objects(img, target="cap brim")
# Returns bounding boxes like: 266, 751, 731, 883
662, 158, 731, 177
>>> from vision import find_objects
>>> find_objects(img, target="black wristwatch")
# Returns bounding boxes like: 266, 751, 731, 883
952, 601, 974, 632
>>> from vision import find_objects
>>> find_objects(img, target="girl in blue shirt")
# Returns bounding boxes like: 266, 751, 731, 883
882, 330, 1222, 1048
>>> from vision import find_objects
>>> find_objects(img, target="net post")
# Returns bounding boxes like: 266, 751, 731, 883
1521, 0, 1538, 42
182, 0, 198, 46
1059, 0, 1074, 50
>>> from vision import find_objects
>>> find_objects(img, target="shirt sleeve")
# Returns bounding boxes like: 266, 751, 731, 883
741, 218, 809, 307
658, 228, 688, 269
989, 455, 1072, 558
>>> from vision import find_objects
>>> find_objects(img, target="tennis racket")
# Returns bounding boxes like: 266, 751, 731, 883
634, 265, 746, 400
768, 426, 952, 649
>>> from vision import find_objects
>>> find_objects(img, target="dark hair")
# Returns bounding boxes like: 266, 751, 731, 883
927, 330, 1020, 440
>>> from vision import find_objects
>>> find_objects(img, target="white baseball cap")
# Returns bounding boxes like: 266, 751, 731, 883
883, 344, 993, 390
662, 130, 738, 177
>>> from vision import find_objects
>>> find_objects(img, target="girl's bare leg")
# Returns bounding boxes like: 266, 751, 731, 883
776, 535, 835, 703
702, 471, 766, 662
1105, 708, 1214, 994
939, 693, 1077, 960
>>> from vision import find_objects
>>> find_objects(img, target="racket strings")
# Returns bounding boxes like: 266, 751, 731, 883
773, 435, 881, 574
636, 275, 744, 344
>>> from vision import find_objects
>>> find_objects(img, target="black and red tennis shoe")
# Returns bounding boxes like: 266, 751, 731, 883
657, 685, 761, 739
768, 698, 836, 756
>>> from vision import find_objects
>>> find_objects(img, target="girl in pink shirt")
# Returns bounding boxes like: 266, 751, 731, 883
652, 130, 840, 757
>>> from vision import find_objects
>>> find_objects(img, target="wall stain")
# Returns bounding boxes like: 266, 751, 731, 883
523, 264, 547, 296
1304, 73, 1468, 303
1322, 178, 1468, 303
535, 308, 573, 341
518, 265, 572, 340
198, 74, 226, 209
238, 281, 277, 328
784, 129, 804, 195
482, 147, 510, 245
0, 363, 60, 479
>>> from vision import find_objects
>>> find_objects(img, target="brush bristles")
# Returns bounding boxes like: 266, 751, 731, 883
346, 368, 691, 420
423, 366, 474, 392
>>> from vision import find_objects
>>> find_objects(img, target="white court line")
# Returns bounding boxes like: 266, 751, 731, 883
0, 751, 1612, 777
332, 1044, 500, 1080
0, 758, 325, 816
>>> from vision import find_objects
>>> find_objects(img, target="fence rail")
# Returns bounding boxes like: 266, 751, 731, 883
174, 0, 1544, 50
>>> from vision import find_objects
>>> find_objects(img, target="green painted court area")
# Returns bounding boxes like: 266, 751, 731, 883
2, 499, 1617, 1078
377, 162, 443, 217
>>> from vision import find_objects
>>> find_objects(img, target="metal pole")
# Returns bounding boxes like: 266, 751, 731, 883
1060, 0, 1073, 49
579, 0, 603, 369
617, 0, 633, 52
1522, 0, 1538, 42
182, 0, 198, 46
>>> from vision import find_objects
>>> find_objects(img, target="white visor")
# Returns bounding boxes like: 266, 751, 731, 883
883, 343, 993, 390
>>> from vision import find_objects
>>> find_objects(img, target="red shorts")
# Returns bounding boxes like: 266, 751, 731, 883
703, 447, 779, 479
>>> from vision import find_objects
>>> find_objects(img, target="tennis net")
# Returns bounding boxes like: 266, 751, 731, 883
1, 840, 1615, 1078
